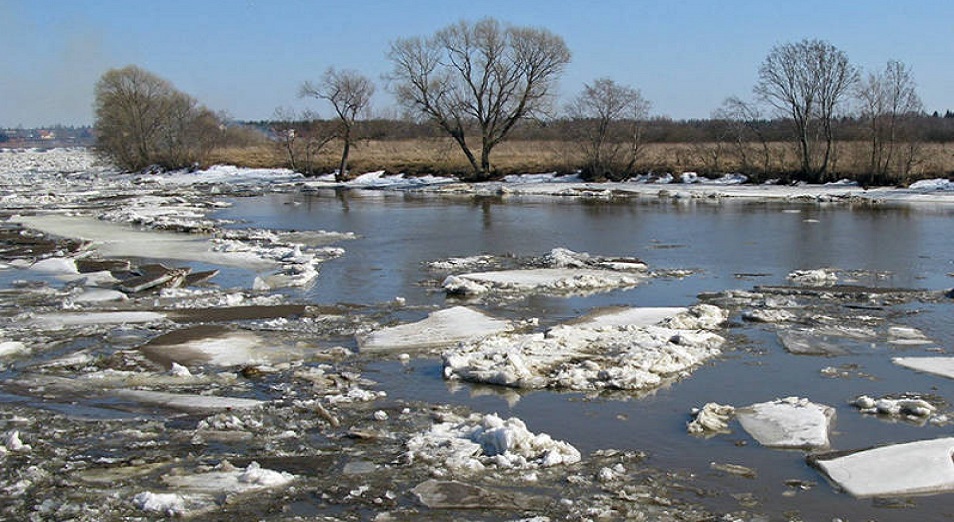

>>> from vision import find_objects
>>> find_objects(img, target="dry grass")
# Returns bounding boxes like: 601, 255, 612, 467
208, 138, 954, 183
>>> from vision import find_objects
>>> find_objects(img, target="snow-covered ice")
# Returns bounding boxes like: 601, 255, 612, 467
443, 305, 726, 391
814, 437, 954, 497
113, 389, 265, 413
736, 397, 834, 449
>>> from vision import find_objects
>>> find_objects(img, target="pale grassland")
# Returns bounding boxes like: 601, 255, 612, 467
207, 138, 954, 183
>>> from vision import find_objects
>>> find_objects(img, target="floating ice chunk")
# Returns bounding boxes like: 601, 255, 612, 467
132, 492, 186, 515
71, 288, 128, 303
428, 255, 495, 271
29, 311, 166, 329
140, 326, 271, 367
787, 269, 838, 285
114, 389, 265, 413
444, 306, 726, 391
442, 275, 490, 296
742, 308, 796, 323
852, 395, 936, 418
887, 326, 932, 345
406, 413, 581, 471
28, 257, 79, 274
357, 306, 512, 353
444, 268, 644, 297
893, 357, 954, 380
687, 403, 735, 435
163, 461, 294, 493
0, 340, 28, 358
813, 437, 954, 497
736, 397, 834, 449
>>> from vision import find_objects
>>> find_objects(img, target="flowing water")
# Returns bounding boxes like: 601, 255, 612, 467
212, 190, 954, 520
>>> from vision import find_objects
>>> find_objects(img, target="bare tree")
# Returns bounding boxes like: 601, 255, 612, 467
94, 65, 222, 171
755, 39, 858, 181
856, 60, 923, 184
300, 68, 375, 181
713, 96, 772, 174
270, 107, 335, 176
387, 18, 571, 180
567, 77, 650, 180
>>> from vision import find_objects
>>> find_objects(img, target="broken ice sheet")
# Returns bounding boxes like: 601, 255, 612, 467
139, 324, 306, 369
812, 437, 954, 498
736, 397, 834, 449
356, 306, 514, 353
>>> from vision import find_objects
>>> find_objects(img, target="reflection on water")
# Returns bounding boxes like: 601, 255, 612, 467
216, 190, 954, 520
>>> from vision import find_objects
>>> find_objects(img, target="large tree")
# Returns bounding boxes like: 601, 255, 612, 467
387, 18, 571, 180
567, 77, 651, 180
856, 60, 923, 183
755, 39, 857, 181
300, 68, 375, 181
94, 65, 220, 171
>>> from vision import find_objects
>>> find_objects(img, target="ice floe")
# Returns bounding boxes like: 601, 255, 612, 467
893, 356, 954, 379
443, 305, 726, 391
113, 389, 265, 413
357, 306, 513, 353
852, 395, 938, 419
736, 397, 834, 449
406, 413, 581, 472
813, 437, 954, 497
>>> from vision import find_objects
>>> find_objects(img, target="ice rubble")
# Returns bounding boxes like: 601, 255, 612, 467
356, 306, 513, 353
406, 413, 581, 472
687, 403, 735, 435
813, 437, 954, 498
443, 305, 726, 391
787, 268, 838, 285
852, 395, 937, 419
736, 397, 834, 449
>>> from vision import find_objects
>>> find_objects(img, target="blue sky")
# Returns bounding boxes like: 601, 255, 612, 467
2, 0, 952, 127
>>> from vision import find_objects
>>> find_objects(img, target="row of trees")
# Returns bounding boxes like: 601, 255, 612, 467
95, 19, 940, 184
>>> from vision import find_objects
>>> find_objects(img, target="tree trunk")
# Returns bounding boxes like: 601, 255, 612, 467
336, 126, 352, 182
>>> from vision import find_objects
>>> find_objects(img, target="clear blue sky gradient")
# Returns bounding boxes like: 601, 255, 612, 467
2, 0, 952, 127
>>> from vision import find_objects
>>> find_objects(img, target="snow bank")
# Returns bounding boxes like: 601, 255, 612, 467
443, 305, 726, 391
814, 437, 954, 497
357, 306, 513, 353
736, 397, 834, 449
406, 413, 581, 471
909, 178, 954, 191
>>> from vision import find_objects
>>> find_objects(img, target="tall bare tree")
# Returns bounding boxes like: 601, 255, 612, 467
755, 39, 857, 181
387, 18, 571, 180
94, 65, 221, 171
300, 68, 374, 181
856, 60, 923, 184
567, 77, 650, 180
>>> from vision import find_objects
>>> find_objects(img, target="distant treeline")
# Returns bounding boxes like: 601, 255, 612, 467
244, 112, 954, 144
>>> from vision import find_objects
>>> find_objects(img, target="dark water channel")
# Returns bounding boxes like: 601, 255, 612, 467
217, 190, 954, 521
